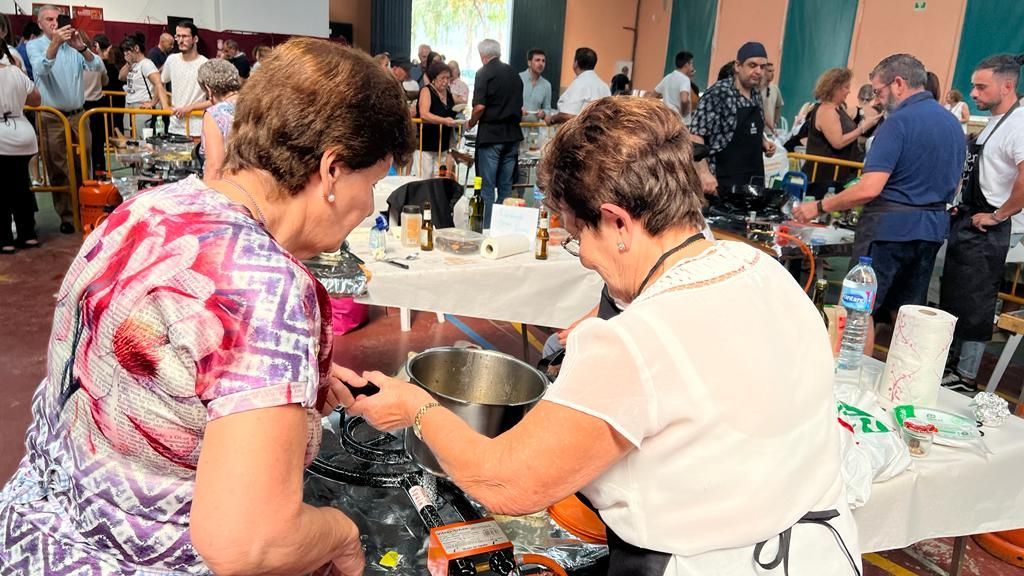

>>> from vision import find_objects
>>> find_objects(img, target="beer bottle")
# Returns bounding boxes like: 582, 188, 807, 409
535, 209, 549, 260
469, 176, 484, 233
420, 201, 434, 251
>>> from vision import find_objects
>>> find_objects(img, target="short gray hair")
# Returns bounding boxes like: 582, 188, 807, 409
870, 53, 927, 89
478, 39, 500, 60
198, 59, 241, 97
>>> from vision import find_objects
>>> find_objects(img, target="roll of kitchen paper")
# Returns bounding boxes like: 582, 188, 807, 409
877, 305, 957, 408
480, 235, 532, 259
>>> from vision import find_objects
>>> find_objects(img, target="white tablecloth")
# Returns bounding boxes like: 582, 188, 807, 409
347, 227, 604, 329
844, 359, 1024, 552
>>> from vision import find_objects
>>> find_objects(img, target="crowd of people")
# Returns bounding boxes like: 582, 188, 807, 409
0, 6, 1023, 575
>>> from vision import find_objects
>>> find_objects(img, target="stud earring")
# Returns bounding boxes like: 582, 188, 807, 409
327, 193, 336, 203
617, 242, 626, 252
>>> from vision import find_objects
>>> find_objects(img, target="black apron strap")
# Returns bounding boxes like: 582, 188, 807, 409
753, 509, 861, 576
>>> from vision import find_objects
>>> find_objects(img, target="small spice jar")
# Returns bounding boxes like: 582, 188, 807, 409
902, 418, 939, 458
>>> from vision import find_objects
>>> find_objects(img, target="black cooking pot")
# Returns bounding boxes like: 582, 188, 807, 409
714, 183, 789, 213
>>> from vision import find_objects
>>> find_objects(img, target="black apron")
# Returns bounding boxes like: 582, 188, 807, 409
940, 104, 1018, 340
850, 198, 949, 267
714, 103, 765, 189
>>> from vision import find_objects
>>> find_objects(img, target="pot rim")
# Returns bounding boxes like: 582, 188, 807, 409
405, 346, 548, 407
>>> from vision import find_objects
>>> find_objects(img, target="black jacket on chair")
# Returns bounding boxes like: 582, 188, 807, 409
386, 178, 462, 229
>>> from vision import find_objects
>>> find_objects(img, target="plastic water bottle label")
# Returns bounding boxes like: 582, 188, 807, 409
840, 288, 874, 313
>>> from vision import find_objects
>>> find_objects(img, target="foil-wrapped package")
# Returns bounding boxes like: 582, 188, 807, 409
305, 247, 368, 297
970, 392, 1011, 427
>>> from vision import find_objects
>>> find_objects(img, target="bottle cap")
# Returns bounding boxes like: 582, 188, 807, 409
859, 256, 872, 265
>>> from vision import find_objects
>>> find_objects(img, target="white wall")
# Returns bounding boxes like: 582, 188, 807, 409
218, 0, 329, 36
4, 0, 329, 36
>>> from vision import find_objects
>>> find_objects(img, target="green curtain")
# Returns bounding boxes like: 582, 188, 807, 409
777, 0, 859, 123
951, 0, 1024, 115
371, 0, 412, 58
663, 0, 717, 93
510, 0, 567, 97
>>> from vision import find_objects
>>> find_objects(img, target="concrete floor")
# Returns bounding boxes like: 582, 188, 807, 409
2, 195, 1022, 575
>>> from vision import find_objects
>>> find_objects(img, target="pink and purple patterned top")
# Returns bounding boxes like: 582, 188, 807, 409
199, 100, 235, 157
0, 177, 333, 575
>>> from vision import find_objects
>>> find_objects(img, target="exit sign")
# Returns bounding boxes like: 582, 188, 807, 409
914, 1, 927, 11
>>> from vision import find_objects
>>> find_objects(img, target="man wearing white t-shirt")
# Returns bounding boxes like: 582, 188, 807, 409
653, 51, 694, 124
940, 53, 1024, 393
547, 47, 609, 125
158, 21, 209, 137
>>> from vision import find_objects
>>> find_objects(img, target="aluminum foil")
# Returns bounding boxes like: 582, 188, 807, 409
305, 417, 608, 574
304, 249, 368, 297
970, 392, 1011, 427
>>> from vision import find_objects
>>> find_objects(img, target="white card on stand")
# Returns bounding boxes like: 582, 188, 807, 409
489, 204, 539, 250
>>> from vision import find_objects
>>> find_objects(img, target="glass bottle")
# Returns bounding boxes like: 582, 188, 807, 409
535, 209, 549, 260
812, 278, 829, 328
469, 176, 484, 233
420, 201, 434, 251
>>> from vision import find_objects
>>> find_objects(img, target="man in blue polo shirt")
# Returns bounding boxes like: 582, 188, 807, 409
794, 54, 966, 350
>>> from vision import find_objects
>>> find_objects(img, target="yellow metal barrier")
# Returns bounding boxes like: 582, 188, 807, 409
77, 107, 205, 185
786, 151, 864, 182
25, 106, 80, 230
405, 117, 554, 181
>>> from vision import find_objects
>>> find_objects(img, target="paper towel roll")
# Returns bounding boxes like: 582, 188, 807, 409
876, 305, 957, 408
480, 235, 531, 259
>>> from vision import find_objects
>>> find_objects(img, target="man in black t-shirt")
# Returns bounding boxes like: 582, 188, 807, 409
469, 38, 523, 227
223, 39, 250, 79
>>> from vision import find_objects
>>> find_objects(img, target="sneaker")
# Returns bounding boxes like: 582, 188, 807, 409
941, 370, 978, 394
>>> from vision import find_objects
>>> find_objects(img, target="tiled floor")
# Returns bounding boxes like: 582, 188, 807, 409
2, 196, 1022, 575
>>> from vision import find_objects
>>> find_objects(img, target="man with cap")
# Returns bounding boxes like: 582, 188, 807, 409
690, 42, 776, 194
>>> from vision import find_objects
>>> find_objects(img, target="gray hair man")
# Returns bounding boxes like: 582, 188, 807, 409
222, 38, 250, 78
939, 53, 1024, 393
467, 39, 523, 226
793, 53, 966, 353
25, 4, 106, 233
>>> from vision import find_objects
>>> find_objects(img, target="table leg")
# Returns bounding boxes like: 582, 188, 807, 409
522, 325, 530, 362
949, 535, 967, 576
985, 333, 1022, 394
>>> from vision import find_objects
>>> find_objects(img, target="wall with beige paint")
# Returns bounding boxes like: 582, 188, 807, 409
560, 0, 636, 91
707, 0, 788, 88
845, 0, 967, 109
329, 0, 372, 52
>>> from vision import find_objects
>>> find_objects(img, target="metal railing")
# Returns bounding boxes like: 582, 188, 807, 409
786, 151, 864, 182
77, 107, 205, 186
24, 105, 80, 230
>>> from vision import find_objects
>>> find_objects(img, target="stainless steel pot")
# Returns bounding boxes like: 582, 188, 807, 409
404, 347, 548, 476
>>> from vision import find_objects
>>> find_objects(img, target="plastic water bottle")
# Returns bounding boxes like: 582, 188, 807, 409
526, 184, 545, 209
453, 188, 472, 230
837, 256, 878, 371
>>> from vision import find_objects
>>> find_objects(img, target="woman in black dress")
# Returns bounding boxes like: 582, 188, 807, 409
803, 68, 880, 197
417, 60, 458, 178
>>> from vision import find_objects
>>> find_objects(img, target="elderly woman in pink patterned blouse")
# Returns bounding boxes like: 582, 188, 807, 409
0, 38, 413, 576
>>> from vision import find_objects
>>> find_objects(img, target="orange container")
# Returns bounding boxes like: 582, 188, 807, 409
974, 530, 1024, 568
79, 180, 122, 237
548, 495, 607, 545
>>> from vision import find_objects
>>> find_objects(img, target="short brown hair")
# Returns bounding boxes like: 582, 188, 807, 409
538, 98, 704, 236
814, 67, 853, 102
225, 38, 414, 195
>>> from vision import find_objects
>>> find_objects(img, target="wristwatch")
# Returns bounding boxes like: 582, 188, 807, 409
816, 199, 825, 215
77, 46, 88, 53
994, 211, 1008, 223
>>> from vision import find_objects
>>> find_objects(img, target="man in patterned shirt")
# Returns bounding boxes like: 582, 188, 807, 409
690, 41, 777, 194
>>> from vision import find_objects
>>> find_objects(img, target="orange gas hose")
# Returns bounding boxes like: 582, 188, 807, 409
775, 232, 815, 293
517, 553, 570, 576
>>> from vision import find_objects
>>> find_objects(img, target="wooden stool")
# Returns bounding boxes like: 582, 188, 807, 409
984, 312, 1024, 412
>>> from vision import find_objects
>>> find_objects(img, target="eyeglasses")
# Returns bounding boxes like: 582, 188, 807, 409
561, 232, 580, 257
872, 81, 893, 98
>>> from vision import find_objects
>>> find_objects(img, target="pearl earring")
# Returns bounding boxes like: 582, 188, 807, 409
327, 193, 336, 203
617, 242, 626, 252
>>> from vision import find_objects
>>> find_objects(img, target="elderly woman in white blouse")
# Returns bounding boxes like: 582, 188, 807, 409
347, 97, 860, 576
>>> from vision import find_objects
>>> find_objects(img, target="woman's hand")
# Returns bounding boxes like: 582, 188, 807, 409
443, 117, 457, 127
320, 363, 366, 416
346, 371, 434, 432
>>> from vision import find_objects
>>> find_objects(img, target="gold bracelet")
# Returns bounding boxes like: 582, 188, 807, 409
413, 402, 441, 440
